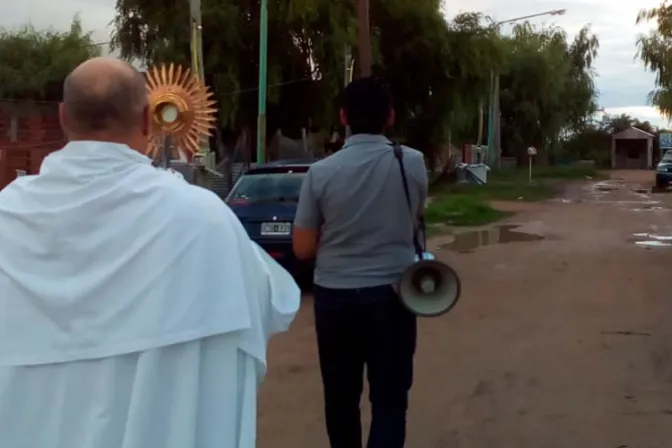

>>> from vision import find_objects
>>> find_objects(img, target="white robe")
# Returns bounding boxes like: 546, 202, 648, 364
0, 141, 301, 448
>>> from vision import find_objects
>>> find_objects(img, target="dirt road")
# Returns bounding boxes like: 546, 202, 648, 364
258, 170, 672, 447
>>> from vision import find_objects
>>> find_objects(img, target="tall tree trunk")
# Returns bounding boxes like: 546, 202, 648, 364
430, 122, 457, 186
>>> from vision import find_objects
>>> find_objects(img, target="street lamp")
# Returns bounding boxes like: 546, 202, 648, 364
495, 9, 565, 27
486, 9, 566, 167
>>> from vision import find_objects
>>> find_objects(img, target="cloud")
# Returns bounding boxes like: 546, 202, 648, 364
0, 0, 115, 52
604, 106, 670, 128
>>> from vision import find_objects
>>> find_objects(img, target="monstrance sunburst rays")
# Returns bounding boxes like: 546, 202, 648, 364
145, 63, 217, 160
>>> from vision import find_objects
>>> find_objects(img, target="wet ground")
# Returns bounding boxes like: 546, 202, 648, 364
258, 169, 672, 447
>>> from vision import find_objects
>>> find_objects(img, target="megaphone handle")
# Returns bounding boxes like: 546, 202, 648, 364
393, 143, 424, 260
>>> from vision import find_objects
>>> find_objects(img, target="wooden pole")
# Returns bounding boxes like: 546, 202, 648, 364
356, 0, 372, 77
189, 0, 214, 169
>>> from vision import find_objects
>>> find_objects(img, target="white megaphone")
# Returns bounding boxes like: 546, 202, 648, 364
397, 252, 461, 317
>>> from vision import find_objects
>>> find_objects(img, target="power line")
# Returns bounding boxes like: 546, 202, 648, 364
0, 140, 65, 149
0, 71, 327, 104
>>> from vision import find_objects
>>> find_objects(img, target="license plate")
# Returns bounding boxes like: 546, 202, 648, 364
261, 222, 291, 236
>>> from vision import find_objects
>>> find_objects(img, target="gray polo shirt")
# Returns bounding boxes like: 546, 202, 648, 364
294, 134, 428, 289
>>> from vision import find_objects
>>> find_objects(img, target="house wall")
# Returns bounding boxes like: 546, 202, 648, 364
614, 139, 648, 169
0, 101, 65, 189
611, 128, 654, 169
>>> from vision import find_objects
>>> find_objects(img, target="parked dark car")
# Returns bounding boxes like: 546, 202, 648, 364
656, 150, 672, 188
226, 160, 314, 283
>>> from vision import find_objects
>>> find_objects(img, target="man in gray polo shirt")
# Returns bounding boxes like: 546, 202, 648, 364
293, 77, 428, 448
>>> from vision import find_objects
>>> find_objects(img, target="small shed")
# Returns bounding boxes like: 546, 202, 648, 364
611, 127, 654, 169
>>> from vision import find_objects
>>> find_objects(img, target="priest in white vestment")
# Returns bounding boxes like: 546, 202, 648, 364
0, 57, 301, 448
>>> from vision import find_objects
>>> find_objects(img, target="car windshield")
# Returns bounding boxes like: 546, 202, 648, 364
663, 151, 672, 162
228, 171, 306, 204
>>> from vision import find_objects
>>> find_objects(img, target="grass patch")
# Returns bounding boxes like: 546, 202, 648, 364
432, 181, 557, 202
489, 164, 604, 182
426, 164, 598, 228
425, 195, 513, 227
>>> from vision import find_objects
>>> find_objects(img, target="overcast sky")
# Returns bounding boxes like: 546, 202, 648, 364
0, 0, 668, 127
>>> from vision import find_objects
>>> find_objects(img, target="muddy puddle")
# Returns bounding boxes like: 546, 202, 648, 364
576, 180, 624, 202
442, 225, 544, 253
594, 183, 620, 192
629, 204, 666, 212
593, 179, 626, 192
556, 197, 666, 211
632, 232, 672, 248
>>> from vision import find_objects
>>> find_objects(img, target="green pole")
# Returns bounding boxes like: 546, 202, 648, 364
486, 70, 496, 164
256, 0, 268, 164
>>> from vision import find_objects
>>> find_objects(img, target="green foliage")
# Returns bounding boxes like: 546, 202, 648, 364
111, 0, 351, 131
636, 2, 672, 117
0, 15, 100, 101
498, 23, 599, 160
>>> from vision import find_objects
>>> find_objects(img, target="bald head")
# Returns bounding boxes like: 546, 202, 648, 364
61, 57, 148, 138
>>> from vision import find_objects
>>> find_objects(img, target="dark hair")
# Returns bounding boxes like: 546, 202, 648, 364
62, 69, 147, 134
341, 76, 393, 135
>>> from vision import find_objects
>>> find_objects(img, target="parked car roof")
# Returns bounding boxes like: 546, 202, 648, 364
246, 158, 317, 174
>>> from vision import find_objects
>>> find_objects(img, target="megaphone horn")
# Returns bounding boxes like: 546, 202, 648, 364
398, 255, 461, 317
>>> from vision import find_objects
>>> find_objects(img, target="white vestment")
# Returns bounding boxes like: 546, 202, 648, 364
0, 142, 301, 448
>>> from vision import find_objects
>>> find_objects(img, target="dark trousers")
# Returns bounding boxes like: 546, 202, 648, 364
313, 284, 417, 448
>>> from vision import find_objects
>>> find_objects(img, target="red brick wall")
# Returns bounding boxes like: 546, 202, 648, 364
0, 102, 65, 189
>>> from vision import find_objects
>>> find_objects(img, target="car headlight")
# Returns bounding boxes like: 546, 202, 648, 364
657, 165, 666, 172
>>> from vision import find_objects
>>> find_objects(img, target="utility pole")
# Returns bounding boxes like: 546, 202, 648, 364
356, 0, 372, 77
256, 0, 269, 164
189, 0, 214, 169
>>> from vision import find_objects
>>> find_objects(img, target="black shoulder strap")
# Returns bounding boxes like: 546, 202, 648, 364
393, 143, 425, 259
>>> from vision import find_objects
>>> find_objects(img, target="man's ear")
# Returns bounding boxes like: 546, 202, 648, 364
142, 104, 152, 137
58, 103, 67, 134
386, 108, 396, 128
339, 108, 348, 127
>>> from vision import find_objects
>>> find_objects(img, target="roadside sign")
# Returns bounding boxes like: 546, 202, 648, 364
527, 147, 536, 184
660, 132, 672, 149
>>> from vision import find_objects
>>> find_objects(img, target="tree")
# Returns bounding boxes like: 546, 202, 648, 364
111, 0, 599, 166
636, 2, 672, 118
497, 22, 599, 162
0, 16, 100, 101
111, 0, 477, 161
376, 10, 502, 162
560, 113, 658, 166
112, 0, 350, 139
